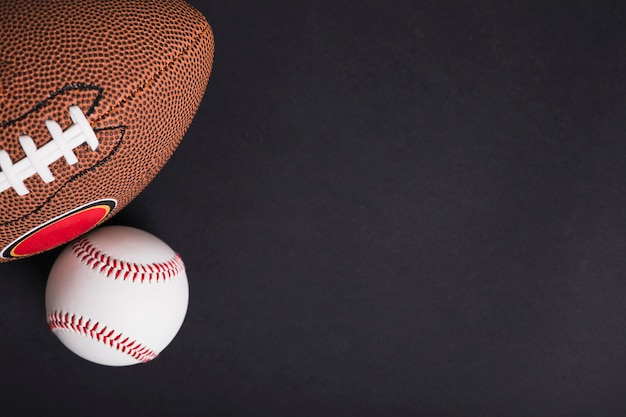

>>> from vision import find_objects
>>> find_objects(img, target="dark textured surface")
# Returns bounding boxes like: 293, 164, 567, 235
3, 1, 626, 415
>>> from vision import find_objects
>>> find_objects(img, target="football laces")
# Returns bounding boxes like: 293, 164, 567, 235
0, 106, 99, 196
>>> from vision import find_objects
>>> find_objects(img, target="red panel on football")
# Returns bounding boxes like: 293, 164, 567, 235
0, 0, 214, 261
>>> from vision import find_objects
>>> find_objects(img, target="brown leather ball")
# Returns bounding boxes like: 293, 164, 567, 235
0, 0, 214, 261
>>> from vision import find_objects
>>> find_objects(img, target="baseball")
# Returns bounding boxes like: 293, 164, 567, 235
45, 225, 189, 366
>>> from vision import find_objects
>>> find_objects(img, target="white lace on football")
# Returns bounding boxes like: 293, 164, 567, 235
0, 106, 98, 196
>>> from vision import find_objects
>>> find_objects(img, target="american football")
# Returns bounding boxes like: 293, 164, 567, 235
0, 0, 214, 261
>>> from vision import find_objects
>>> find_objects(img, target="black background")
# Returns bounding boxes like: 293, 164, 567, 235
3, 1, 626, 416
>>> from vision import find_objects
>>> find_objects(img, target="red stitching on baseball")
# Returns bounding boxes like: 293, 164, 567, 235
71, 237, 185, 283
47, 310, 157, 363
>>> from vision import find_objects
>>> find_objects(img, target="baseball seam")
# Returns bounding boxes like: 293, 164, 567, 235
72, 238, 185, 283
47, 310, 157, 363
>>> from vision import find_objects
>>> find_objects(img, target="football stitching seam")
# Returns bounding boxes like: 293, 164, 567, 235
0, 83, 103, 127
91, 22, 212, 126
1, 22, 210, 128
72, 237, 185, 283
47, 310, 158, 363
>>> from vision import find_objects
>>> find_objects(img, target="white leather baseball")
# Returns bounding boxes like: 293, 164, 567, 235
45, 225, 189, 366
